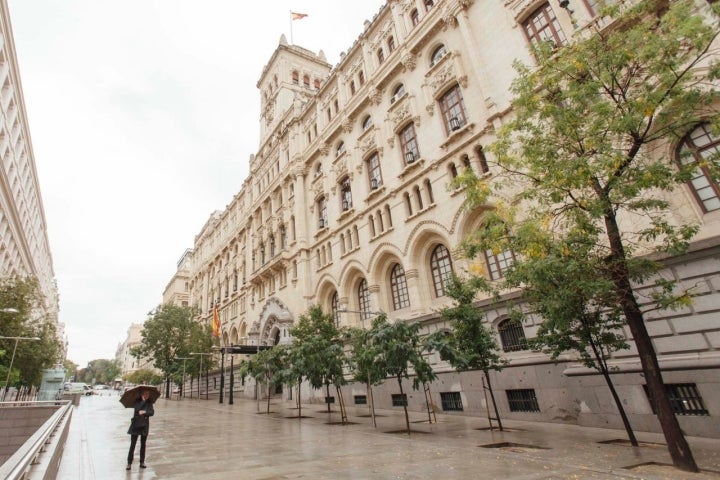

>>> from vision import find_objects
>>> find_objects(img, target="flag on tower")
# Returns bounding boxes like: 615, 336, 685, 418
212, 304, 220, 338
291, 11, 308, 20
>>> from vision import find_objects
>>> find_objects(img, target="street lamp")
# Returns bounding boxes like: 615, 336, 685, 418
1, 335, 40, 401
174, 357, 191, 398
190, 352, 213, 400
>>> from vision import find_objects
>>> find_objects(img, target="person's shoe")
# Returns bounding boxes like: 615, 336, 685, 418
140, 464, 147, 469
126, 464, 131, 470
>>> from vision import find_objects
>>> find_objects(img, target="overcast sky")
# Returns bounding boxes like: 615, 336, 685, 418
7, 0, 385, 368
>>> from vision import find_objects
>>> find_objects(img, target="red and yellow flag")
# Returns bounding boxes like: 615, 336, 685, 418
212, 305, 220, 338
291, 11, 308, 20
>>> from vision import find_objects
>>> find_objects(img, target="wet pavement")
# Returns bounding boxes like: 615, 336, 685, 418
57, 392, 720, 479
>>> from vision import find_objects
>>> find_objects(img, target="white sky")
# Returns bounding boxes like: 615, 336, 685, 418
7, 0, 385, 367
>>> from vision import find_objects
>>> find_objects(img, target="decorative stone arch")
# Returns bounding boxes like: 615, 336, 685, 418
405, 226, 454, 301
339, 265, 372, 314
314, 275, 341, 313
250, 297, 294, 346
229, 326, 239, 345
367, 245, 407, 312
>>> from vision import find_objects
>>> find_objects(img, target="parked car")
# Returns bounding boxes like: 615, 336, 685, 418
65, 382, 93, 396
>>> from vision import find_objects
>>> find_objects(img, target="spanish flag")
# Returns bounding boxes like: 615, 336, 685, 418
212, 304, 220, 338
291, 11, 308, 20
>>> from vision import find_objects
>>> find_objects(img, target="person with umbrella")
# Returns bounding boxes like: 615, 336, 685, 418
120, 385, 158, 470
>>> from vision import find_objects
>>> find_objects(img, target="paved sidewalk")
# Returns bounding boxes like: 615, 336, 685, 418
57, 393, 720, 479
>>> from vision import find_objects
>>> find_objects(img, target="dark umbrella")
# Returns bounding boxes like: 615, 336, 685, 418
119, 385, 160, 408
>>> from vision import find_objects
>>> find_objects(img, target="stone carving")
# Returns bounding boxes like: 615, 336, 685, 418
360, 135, 377, 155
401, 52, 417, 71
391, 105, 412, 129
430, 64, 456, 94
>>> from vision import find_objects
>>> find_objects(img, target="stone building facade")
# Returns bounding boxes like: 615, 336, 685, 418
176, 0, 720, 438
0, 0, 61, 349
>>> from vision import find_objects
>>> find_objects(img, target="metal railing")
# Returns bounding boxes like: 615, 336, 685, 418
0, 400, 73, 480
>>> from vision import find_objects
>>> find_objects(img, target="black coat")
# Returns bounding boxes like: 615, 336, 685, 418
127, 398, 154, 436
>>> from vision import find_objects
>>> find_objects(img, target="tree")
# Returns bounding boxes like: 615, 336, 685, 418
425, 274, 507, 430
345, 320, 387, 428
502, 227, 639, 444
370, 316, 436, 434
124, 368, 163, 386
78, 359, 122, 385
460, 0, 719, 471
289, 305, 348, 421
0, 276, 62, 393
131, 304, 209, 398
240, 345, 290, 414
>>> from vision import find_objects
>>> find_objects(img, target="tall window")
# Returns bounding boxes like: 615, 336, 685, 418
303, 75, 310, 87
485, 248, 515, 280
430, 244, 453, 297
410, 8, 420, 26
424, 0, 435, 12
317, 196, 328, 229
387, 36, 396, 52
336, 141, 346, 157
292, 71, 299, 84
362, 115, 373, 131
340, 177, 353, 211
377, 48, 385, 64
498, 319, 528, 352
677, 123, 720, 212
391, 83, 405, 103
390, 264, 410, 310
331, 292, 340, 326
367, 153, 383, 190
280, 225, 287, 248
439, 85, 468, 134
399, 123, 420, 165
523, 3, 567, 48
358, 279, 372, 320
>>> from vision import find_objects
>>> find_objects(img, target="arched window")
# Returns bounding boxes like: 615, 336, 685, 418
475, 145, 490, 174
424, 179, 434, 204
387, 36, 396, 52
303, 74, 310, 87
390, 264, 410, 310
292, 71, 299, 85
331, 292, 340, 326
377, 48, 385, 64
336, 141, 346, 157
314, 78, 321, 90
449, 162, 459, 178
317, 196, 328, 229
430, 44, 447, 66
485, 247, 515, 280
366, 152, 382, 190
362, 115, 373, 131
358, 279, 372, 321
677, 123, 720, 212
410, 8, 420, 26
498, 319, 528, 352
424, 0, 435, 11
350, 80, 356, 95
391, 83, 405, 103
523, 3, 568, 49
430, 244, 453, 297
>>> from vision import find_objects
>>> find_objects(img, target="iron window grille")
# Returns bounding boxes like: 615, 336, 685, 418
506, 389, 540, 412
440, 392, 463, 411
498, 319, 528, 352
643, 383, 709, 416
392, 394, 408, 407
354, 395, 367, 405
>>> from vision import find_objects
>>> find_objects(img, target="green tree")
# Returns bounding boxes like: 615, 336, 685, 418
345, 321, 387, 428
460, 0, 719, 471
0, 276, 62, 394
425, 274, 507, 430
63, 359, 78, 381
78, 359, 121, 385
370, 316, 436, 434
240, 345, 290, 414
124, 368, 163, 386
289, 305, 348, 421
131, 304, 209, 398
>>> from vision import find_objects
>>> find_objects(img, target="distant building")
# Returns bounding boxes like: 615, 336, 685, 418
166, 0, 720, 438
0, 0, 62, 354
162, 249, 192, 307
116, 323, 155, 377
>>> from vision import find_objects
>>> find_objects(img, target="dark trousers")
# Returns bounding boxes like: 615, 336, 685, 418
127, 434, 147, 464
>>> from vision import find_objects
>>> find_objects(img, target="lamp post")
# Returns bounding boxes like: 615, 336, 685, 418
190, 352, 212, 400
174, 357, 191, 399
1, 335, 40, 401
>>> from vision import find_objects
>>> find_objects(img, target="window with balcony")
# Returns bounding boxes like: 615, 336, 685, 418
399, 123, 420, 166
439, 84, 468, 135
340, 177, 353, 211
317, 196, 328, 229
366, 152, 383, 190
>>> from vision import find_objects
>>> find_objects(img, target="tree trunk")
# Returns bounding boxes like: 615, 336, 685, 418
604, 212, 698, 472
297, 377, 302, 418
398, 376, 411, 434
484, 370, 503, 431
165, 376, 171, 399
326, 383, 331, 413
584, 321, 638, 446
367, 382, 377, 428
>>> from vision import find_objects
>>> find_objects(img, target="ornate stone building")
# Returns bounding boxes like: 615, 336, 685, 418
176, 0, 720, 437
0, 0, 61, 351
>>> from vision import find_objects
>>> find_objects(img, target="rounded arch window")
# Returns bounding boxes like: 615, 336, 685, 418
431, 44, 447, 66
498, 318, 528, 352
430, 244, 453, 297
336, 141, 346, 157
362, 115, 373, 131
391, 84, 406, 103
